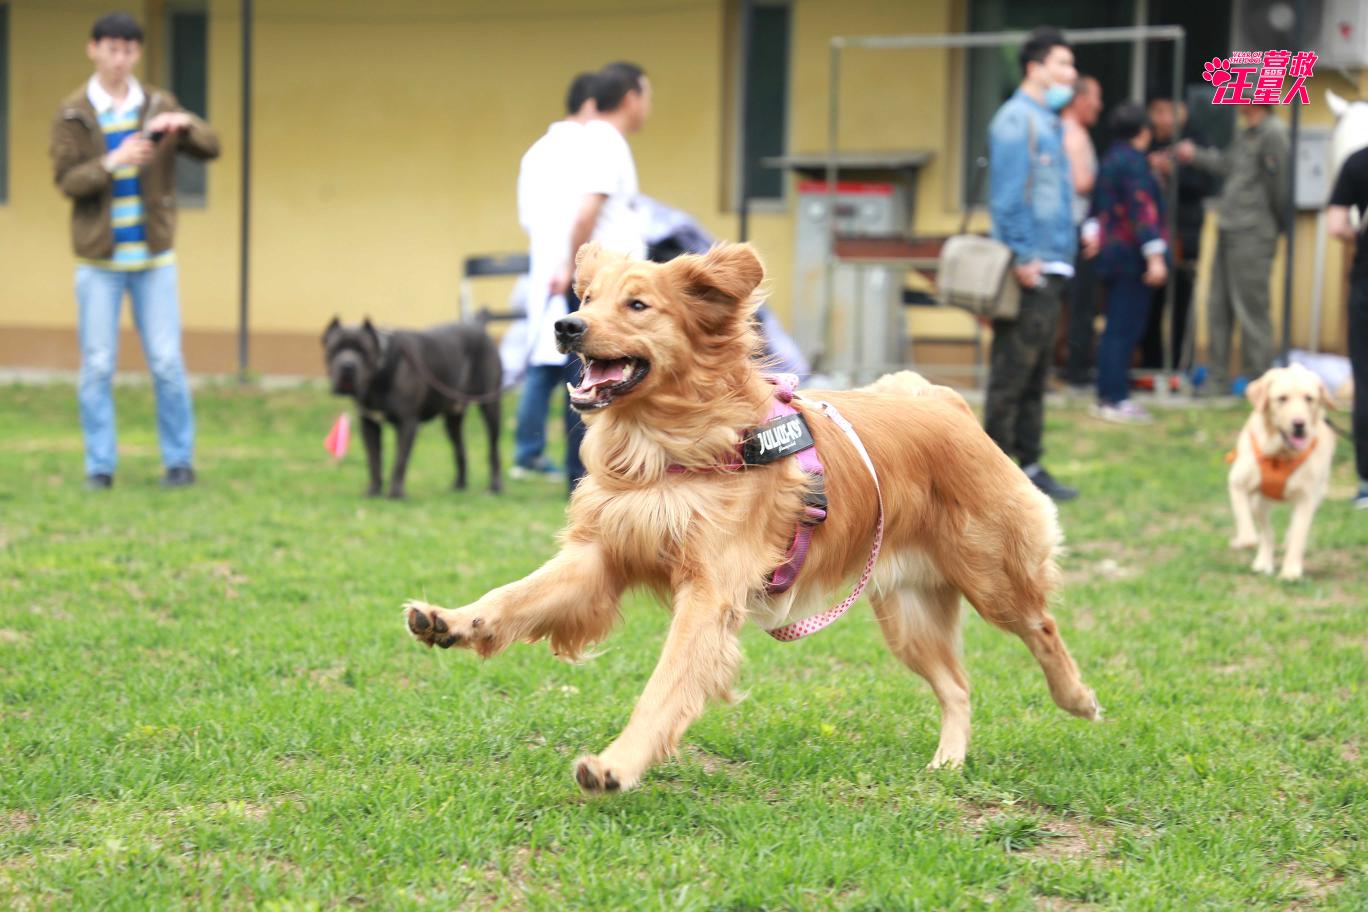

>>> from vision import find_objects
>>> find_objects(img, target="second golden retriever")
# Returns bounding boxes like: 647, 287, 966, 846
1228, 364, 1337, 580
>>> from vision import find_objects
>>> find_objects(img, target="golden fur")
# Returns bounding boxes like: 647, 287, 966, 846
1227, 364, 1337, 580
403, 242, 1100, 793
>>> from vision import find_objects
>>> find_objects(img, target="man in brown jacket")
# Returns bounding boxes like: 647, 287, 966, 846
50, 12, 218, 490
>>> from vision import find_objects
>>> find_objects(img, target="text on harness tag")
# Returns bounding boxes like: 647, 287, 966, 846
742, 413, 816, 465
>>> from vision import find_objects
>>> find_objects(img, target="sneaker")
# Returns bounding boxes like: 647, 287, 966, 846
1024, 465, 1079, 502
1355, 484, 1368, 510
509, 456, 560, 481
85, 473, 113, 491
161, 466, 196, 488
1091, 399, 1154, 424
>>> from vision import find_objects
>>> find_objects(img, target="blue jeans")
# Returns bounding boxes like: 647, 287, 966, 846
513, 361, 585, 488
1096, 274, 1153, 405
76, 263, 195, 476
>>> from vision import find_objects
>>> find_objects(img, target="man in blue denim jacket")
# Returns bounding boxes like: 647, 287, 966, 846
985, 26, 1079, 501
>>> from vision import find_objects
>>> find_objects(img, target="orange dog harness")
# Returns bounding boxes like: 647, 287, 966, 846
1226, 430, 1318, 501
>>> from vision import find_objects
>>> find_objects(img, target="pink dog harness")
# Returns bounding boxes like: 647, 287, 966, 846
670, 374, 885, 642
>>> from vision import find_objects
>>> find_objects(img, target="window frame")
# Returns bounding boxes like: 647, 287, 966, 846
162, 0, 209, 208
730, 0, 793, 213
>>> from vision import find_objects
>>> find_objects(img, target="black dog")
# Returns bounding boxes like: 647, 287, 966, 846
322, 317, 502, 498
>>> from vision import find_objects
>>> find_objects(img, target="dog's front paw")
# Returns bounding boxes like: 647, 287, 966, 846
1251, 553, 1275, 575
402, 599, 498, 653
1278, 564, 1304, 582
574, 755, 638, 794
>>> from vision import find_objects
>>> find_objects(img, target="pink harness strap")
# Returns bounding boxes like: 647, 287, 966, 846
666, 374, 885, 642
765, 398, 885, 643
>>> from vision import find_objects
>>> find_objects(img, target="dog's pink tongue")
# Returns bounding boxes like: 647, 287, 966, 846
578, 358, 628, 391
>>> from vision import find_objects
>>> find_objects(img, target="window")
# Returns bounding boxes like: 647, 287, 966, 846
735, 1, 791, 207
1, 3, 9, 204
166, 4, 208, 205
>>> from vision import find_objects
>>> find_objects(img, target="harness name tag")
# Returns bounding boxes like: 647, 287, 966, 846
742, 413, 816, 465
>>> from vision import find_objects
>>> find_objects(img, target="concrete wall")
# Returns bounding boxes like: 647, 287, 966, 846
0, 0, 1357, 375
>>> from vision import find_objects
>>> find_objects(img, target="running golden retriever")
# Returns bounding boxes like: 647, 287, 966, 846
1227, 364, 1337, 580
403, 242, 1099, 793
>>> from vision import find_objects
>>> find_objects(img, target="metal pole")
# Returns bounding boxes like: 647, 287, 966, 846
1280, 0, 1304, 365
821, 38, 841, 374
237, 0, 252, 383
737, 0, 754, 242
1161, 30, 1184, 389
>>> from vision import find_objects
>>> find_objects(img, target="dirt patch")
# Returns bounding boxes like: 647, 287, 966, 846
0, 630, 30, 645
961, 800, 1117, 864
1, 811, 33, 833
679, 745, 744, 776
1282, 861, 1344, 909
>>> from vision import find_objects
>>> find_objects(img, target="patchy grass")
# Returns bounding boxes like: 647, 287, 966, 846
0, 380, 1365, 910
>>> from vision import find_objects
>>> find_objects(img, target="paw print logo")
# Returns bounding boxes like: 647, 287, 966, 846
1202, 57, 1232, 86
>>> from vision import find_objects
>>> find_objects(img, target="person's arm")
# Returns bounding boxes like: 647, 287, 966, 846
1327, 205, 1355, 242
1062, 122, 1095, 196
987, 107, 1041, 286
549, 193, 608, 295
1123, 161, 1169, 286
1176, 139, 1230, 177
1260, 128, 1291, 230
145, 91, 219, 160
49, 112, 150, 199
1326, 155, 1360, 242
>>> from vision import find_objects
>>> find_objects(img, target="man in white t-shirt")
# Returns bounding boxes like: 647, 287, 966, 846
511, 72, 598, 481
550, 62, 651, 297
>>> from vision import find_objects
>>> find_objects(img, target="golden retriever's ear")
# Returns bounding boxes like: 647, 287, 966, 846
670, 243, 766, 329
1318, 378, 1337, 411
573, 242, 609, 299
1245, 374, 1271, 412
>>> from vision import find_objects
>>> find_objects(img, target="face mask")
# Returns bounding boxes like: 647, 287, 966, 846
1044, 83, 1074, 111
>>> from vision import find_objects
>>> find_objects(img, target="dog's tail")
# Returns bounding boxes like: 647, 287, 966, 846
865, 370, 974, 418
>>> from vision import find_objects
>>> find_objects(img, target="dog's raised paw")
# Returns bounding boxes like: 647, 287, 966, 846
574, 755, 634, 794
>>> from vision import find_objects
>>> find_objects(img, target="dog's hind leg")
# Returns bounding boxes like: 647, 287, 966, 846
479, 399, 502, 493
444, 409, 467, 490
871, 585, 972, 769
574, 581, 745, 794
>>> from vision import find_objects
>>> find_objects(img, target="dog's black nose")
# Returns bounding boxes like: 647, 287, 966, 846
1292, 420, 1307, 434
555, 316, 587, 348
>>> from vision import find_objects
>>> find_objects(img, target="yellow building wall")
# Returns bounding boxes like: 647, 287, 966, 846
1, 0, 1356, 374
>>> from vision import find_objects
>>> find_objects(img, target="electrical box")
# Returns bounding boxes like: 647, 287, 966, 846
1295, 126, 1331, 209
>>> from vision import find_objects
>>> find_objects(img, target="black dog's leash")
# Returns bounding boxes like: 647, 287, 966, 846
393, 335, 503, 407
1326, 416, 1355, 442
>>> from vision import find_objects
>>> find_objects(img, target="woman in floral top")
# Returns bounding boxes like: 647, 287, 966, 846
1084, 102, 1170, 423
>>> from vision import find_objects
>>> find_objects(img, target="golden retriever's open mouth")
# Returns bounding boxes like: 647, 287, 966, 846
1282, 427, 1312, 451
568, 357, 650, 411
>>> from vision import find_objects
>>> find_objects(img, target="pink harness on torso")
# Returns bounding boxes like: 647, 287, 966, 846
669, 374, 885, 641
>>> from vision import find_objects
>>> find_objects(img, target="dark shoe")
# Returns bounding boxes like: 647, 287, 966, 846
85, 473, 113, 491
1026, 465, 1078, 502
161, 466, 196, 488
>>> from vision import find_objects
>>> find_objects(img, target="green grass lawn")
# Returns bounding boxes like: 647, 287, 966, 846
1, 380, 1364, 911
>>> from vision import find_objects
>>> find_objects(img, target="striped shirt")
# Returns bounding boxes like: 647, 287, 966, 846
83, 77, 174, 271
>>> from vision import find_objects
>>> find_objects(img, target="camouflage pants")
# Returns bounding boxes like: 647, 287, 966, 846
1208, 229, 1277, 386
984, 276, 1063, 467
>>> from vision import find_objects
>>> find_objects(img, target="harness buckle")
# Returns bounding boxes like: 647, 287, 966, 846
801, 474, 828, 525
